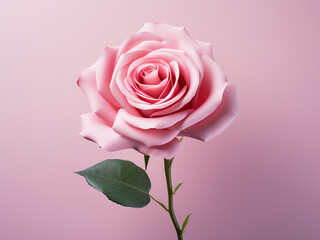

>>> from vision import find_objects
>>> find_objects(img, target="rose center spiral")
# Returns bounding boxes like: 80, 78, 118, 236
139, 64, 162, 85
131, 62, 173, 101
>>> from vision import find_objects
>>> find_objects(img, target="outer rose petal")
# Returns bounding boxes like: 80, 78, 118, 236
96, 46, 121, 108
80, 113, 134, 151
80, 113, 180, 159
139, 23, 204, 77
77, 63, 118, 126
136, 138, 180, 159
180, 84, 238, 141
117, 108, 193, 129
113, 113, 180, 147
117, 31, 163, 59
196, 40, 214, 58
175, 55, 228, 131
139, 22, 197, 46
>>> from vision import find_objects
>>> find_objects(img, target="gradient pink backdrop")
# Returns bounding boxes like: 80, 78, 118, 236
1, 0, 320, 239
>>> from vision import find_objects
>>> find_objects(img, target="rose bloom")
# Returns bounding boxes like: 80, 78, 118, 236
77, 22, 238, 159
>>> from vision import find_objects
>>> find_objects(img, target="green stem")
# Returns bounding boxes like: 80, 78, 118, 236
164, 158, 183, 240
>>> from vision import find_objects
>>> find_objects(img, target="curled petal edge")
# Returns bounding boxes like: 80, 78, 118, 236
112, 113, 180, 147
77, 64, 118, 126
80, 112, 180, 158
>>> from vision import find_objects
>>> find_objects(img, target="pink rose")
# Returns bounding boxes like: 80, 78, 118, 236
78, 22, 238, 159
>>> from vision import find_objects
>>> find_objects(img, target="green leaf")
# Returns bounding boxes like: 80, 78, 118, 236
173, 183, 183, 194
181, 214, 191, 232
76, 159, 151, 208
149, 195, 169, 212
144, 154, 150, 170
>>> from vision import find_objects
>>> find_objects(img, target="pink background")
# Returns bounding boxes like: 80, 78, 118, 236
1, 0, 320, 239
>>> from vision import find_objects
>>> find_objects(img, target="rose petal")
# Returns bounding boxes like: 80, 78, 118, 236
117, 108, 193, 129
126, 39, 166, 54
142, 68, 162, 85
139, 23, 198, 53
196, 40, 214, 58
80, 113, 180, 159
175, 55, 229, 130
149, 49, 199, 110
77, 64, 118, 126
163, 39, 204, 79
158, 67, 174, 98
110, 49, 151, 115
138, 77, 169, 98
80, 113, 134, 151
113, 113, 180, 147
139, 23, 204, 75
136, 138, 180, 159
180, 84, 238, 141
117, 31, 163, 59
131, 90, 159, 104
158, 61, 180, 100
148, 86, 188, 117
95, 46, 121, 108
